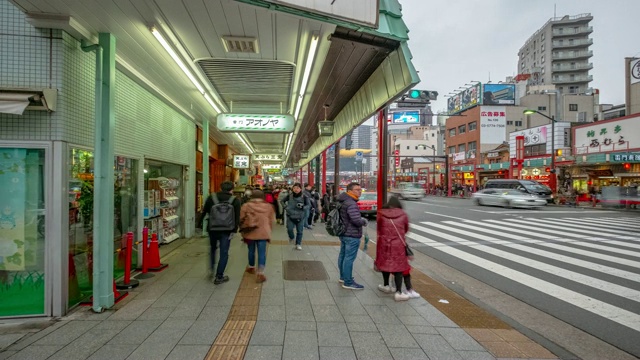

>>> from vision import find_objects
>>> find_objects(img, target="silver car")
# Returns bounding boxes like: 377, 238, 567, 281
472, 189, 547, 208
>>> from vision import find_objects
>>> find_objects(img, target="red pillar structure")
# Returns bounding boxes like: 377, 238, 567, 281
321, 150, 327, 195
307, 162, 313, 186
298, 167, 303, 185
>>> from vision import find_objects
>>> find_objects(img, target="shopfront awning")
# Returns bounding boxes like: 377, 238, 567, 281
0, 92, 32, 115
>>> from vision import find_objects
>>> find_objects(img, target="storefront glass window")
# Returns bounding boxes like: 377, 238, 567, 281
68, 149, 138, 308
0, 148, 46, 316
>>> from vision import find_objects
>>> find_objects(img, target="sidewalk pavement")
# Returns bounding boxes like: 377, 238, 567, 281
0, 222, 559, 360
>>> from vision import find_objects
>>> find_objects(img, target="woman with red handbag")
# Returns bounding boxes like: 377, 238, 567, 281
374, 196, 419, 301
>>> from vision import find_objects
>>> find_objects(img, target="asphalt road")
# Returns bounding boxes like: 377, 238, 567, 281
373, 196, 640, 359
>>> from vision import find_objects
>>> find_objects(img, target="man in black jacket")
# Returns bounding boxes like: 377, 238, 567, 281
197, 181, 242, 284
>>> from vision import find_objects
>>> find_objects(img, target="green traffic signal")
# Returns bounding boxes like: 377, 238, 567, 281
409, 90, 421, 98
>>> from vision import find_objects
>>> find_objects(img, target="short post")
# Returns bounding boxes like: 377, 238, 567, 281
116, 232, 139, 289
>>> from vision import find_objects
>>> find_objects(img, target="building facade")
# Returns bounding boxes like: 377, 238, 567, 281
518, 13, 593, 95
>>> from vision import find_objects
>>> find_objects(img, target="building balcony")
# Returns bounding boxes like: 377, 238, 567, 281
552, 38, 593, 49
552, 50, 593, 60
552, 75, 593, 84
552, 62, 593, 73
552, 26, 593, 37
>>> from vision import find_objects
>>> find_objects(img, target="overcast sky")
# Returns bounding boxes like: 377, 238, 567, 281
400, 0, 640, 114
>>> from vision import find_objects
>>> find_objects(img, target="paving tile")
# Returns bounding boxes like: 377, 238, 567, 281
0, 350, 18, 359
306, 281, 329, 289
168, 304, 206, 319
92, 320, 132, 331
334, 298, 368, 316
389, 347, 430, 360
349, 332, 393, 360
158, 317, 196, 330
179, 319, 225, 345
244, 345, 283, 360
257, 305, 285, 321
317, 322, 351, 347
346, 321, 379, 332
437, 327, 485, 351
6, 321, 68, 351
33, 321, 101, 346
86, 344, 138, 360
7, 345, 63, 360
259, 289, 285, 306
413, 334, 462, 359
47, 326, 126, 360
312, 305, 344, 322
136, 306, 175, 321
107, 320, 163, 345
343, 314, 373, 323
108, 299, 155, 320
126, 341, 175, 360
511, 341, 557, 359
386, 302, 422, 317
144, 326, 188, 344
364, 305, 401, 325
397, 315, 431, 326
282, 330, 319, 360
286, 321, 316, 331
308, 289, 336, 305
319, 346, 357, 360
197, 306, 232, 322
464, 329, 503, 342
458, 350, 497, 360
250, 321, 286, 346
406, 325, 439, 335
491, 329, 532, 342
206, 291, 238, 306
479, 341, 525, 358
354, 290, 386, 305
411, 304, 459, 328
165, 344, 210, 360
377, 324, 420, 348
0, 334, 23, 350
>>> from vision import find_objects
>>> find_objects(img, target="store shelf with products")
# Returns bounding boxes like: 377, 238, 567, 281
148, 177, 181, 244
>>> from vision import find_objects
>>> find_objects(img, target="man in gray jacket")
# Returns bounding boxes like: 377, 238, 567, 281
336, 182, 368, 289
279, 183, 310, 250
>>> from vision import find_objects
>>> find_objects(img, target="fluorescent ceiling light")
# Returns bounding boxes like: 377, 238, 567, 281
151, 27, 205, 94
294, 33, 320, 120
237, 133, 254, 154
285, 133, 294, 157
204, 93, 221, 113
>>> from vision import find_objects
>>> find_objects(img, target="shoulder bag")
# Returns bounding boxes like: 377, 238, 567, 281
390, 219, 414, 257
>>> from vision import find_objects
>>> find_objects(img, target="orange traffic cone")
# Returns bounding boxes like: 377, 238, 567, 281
147, 233, 168, 272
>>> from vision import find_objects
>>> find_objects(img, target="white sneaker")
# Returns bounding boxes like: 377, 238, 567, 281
405, 289, 421, 299
295, 245, 302, 250
377, 285, 395, 294
394, 292, 410, 301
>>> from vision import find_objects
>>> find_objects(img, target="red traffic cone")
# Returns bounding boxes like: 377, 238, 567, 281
147, 233, 168, 272
113, 280, 128, 303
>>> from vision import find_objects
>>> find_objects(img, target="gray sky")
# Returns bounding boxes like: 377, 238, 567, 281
401, 0, 640, 114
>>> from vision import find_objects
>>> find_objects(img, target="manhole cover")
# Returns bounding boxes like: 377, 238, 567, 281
282, 260, 329, 281
185, 252, 206, 257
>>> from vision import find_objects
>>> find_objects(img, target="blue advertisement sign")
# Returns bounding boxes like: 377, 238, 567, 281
392, 111, 420, 124
482, 84, 515, 105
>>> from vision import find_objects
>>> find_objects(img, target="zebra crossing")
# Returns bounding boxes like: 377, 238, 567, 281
406, 216, 640, 356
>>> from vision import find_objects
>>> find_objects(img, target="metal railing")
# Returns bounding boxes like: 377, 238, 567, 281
552, 62, 593, 72
552, 38, 593, 48
552, 75, 593, 83
519, 13, 592, 52
552, 50, 593, 60
553, 26, 593, 36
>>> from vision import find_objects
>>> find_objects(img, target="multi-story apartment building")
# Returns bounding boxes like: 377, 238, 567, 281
518, 13, 593, 95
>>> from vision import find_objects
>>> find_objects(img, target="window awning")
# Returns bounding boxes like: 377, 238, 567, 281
0, 93, 33, 115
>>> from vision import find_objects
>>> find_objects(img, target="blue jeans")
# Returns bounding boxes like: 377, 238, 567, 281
304, 208, 311, 227
286, 216, 304, 245
247, 240, 268, 270
209, 232, 231, 277
338, 236, 361, 284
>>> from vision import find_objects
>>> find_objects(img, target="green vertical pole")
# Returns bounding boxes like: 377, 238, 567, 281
92, 33, 116, 311
202, 119, 210, 236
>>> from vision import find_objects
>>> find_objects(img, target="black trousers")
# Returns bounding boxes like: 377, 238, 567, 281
382, 271, 412, 291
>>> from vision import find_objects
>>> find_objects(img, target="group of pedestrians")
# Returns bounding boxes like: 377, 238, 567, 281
196, 180, 420, 301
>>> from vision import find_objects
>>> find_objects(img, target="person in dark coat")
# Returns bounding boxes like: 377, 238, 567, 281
196, 181, 242, 284
374, 196, 419, 301
336, 182, 367, 290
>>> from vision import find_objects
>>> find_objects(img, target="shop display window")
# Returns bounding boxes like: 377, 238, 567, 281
144, 161, 183, 245
0, 148, 46, 317
68, 149, 138, 308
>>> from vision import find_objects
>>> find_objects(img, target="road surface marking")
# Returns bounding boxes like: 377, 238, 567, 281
406, 228, 640, 332
549, 218, 640, 231
506, 218, 636, 237
422, 211, 467, 221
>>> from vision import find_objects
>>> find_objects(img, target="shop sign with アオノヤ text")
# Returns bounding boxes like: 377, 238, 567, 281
233, 155, 250, 169
217, 114, 294, 133
574, 115, 639, 154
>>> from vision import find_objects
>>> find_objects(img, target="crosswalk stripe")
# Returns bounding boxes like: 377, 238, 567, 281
605, 240, 640, 251
406, 229, 640, 332
410, 223, 640, 301
533, 218, 639, 236
485, 219, 584, 238
565, 240, 640, 258
439, 221, 531, 241
503, 218, 626, 238
549, 218, 640, 232
412, 223, 640, 281
597, 218, 640, 228
461, 220, 563, 240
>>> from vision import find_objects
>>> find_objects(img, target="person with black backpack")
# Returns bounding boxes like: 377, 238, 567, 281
197, 181, 242, 284
279, 183, 310, 250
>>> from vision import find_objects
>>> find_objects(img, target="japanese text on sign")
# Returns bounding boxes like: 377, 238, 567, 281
253, 154, 284, 161
233, 155, 250, 169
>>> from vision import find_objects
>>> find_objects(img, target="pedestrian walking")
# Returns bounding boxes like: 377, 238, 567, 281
374, 196, 419, 301
337, 182, 368, 290
277, 187, 289, 225
239, 190, 275, 283
279, 183, 310, 250
303, 183, 317, 230
196, 181, 241, 284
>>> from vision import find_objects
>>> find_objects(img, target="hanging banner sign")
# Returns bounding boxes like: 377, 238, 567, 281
253, 154, 285, 161
262, 164, 282, 169
217, 114, 294, 133
233, 155, 250, 169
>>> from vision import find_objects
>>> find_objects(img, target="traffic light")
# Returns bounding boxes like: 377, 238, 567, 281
545, 167, 550, 173
345, 132, 353, 150
408, 90, 438, 101
623, 163, 631, 170
556, 149, 563, 156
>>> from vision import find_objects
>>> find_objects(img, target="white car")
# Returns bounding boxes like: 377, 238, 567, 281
472, 189, 547, 208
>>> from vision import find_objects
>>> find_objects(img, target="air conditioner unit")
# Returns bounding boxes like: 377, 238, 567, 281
577, 111, 587, 122
0, 88, 57, 115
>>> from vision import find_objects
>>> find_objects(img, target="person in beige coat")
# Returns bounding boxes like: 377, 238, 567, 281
240, 190, 275, 282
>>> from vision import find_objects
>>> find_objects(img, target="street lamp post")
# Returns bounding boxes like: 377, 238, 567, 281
523, 108, 557, 193
418, 144, 437, 192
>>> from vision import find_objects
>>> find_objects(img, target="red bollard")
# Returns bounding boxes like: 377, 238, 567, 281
116, 232, 139, 289
136, 227, 155, 279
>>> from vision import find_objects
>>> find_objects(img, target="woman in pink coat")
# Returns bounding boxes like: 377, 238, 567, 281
374, 196, 418, 301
